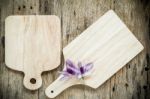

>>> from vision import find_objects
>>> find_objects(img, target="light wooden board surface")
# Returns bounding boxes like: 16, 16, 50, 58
45, 10, 143, 98
5, 15, 61, 90
0, 0, 150, 99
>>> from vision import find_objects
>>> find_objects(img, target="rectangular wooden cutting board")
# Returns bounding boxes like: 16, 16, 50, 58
45, 10, 144, 98
5, 15, 61, 90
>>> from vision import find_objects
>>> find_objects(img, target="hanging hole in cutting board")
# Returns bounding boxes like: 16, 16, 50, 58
30, 78, 36, 84
51, 90, 54, 93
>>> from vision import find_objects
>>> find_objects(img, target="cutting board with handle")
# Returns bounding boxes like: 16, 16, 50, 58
45, 10, 144, 98
5, 15, 61, 90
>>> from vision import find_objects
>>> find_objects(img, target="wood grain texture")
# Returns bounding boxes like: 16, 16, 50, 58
5, 15, 61, 90
0, 0, 150, 99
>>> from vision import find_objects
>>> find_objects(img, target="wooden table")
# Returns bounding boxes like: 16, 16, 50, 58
0, 0, 150, 99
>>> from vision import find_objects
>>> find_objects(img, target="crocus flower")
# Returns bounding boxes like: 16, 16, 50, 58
59, 59, 93, 80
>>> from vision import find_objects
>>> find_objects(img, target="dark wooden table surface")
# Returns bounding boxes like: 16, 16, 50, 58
0, 0, 150, 99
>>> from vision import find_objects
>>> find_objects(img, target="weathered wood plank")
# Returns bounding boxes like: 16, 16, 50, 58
0, 1, 18, 99
112, 0, 149, 99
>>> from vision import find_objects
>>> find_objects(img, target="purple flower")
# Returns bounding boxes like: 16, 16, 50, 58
59, 59, 93, 80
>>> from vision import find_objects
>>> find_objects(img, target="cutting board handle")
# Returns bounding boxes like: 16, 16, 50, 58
45, 74, 84, 98
23, 73, 42, 90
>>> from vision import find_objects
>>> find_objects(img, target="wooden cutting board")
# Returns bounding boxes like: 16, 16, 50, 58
45, 10, 144, 98
5, 15, 61, 90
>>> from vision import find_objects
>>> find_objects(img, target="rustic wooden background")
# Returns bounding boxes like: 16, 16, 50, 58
0, 0, 150, 99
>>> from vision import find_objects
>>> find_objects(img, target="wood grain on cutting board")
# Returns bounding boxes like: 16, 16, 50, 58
5, 15, 61, 90
45, 10, 144, 98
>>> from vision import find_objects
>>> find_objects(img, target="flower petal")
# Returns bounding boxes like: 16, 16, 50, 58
58, 71, 71, 80
66, 59, 80, 75
83, 63, 93, 72
82, 69, 94, 77
67, 66, 80, 75
60, 75, 71, 80
79, 67, 84, 74
66, 59, 76, 67
60, 60, 94, 80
